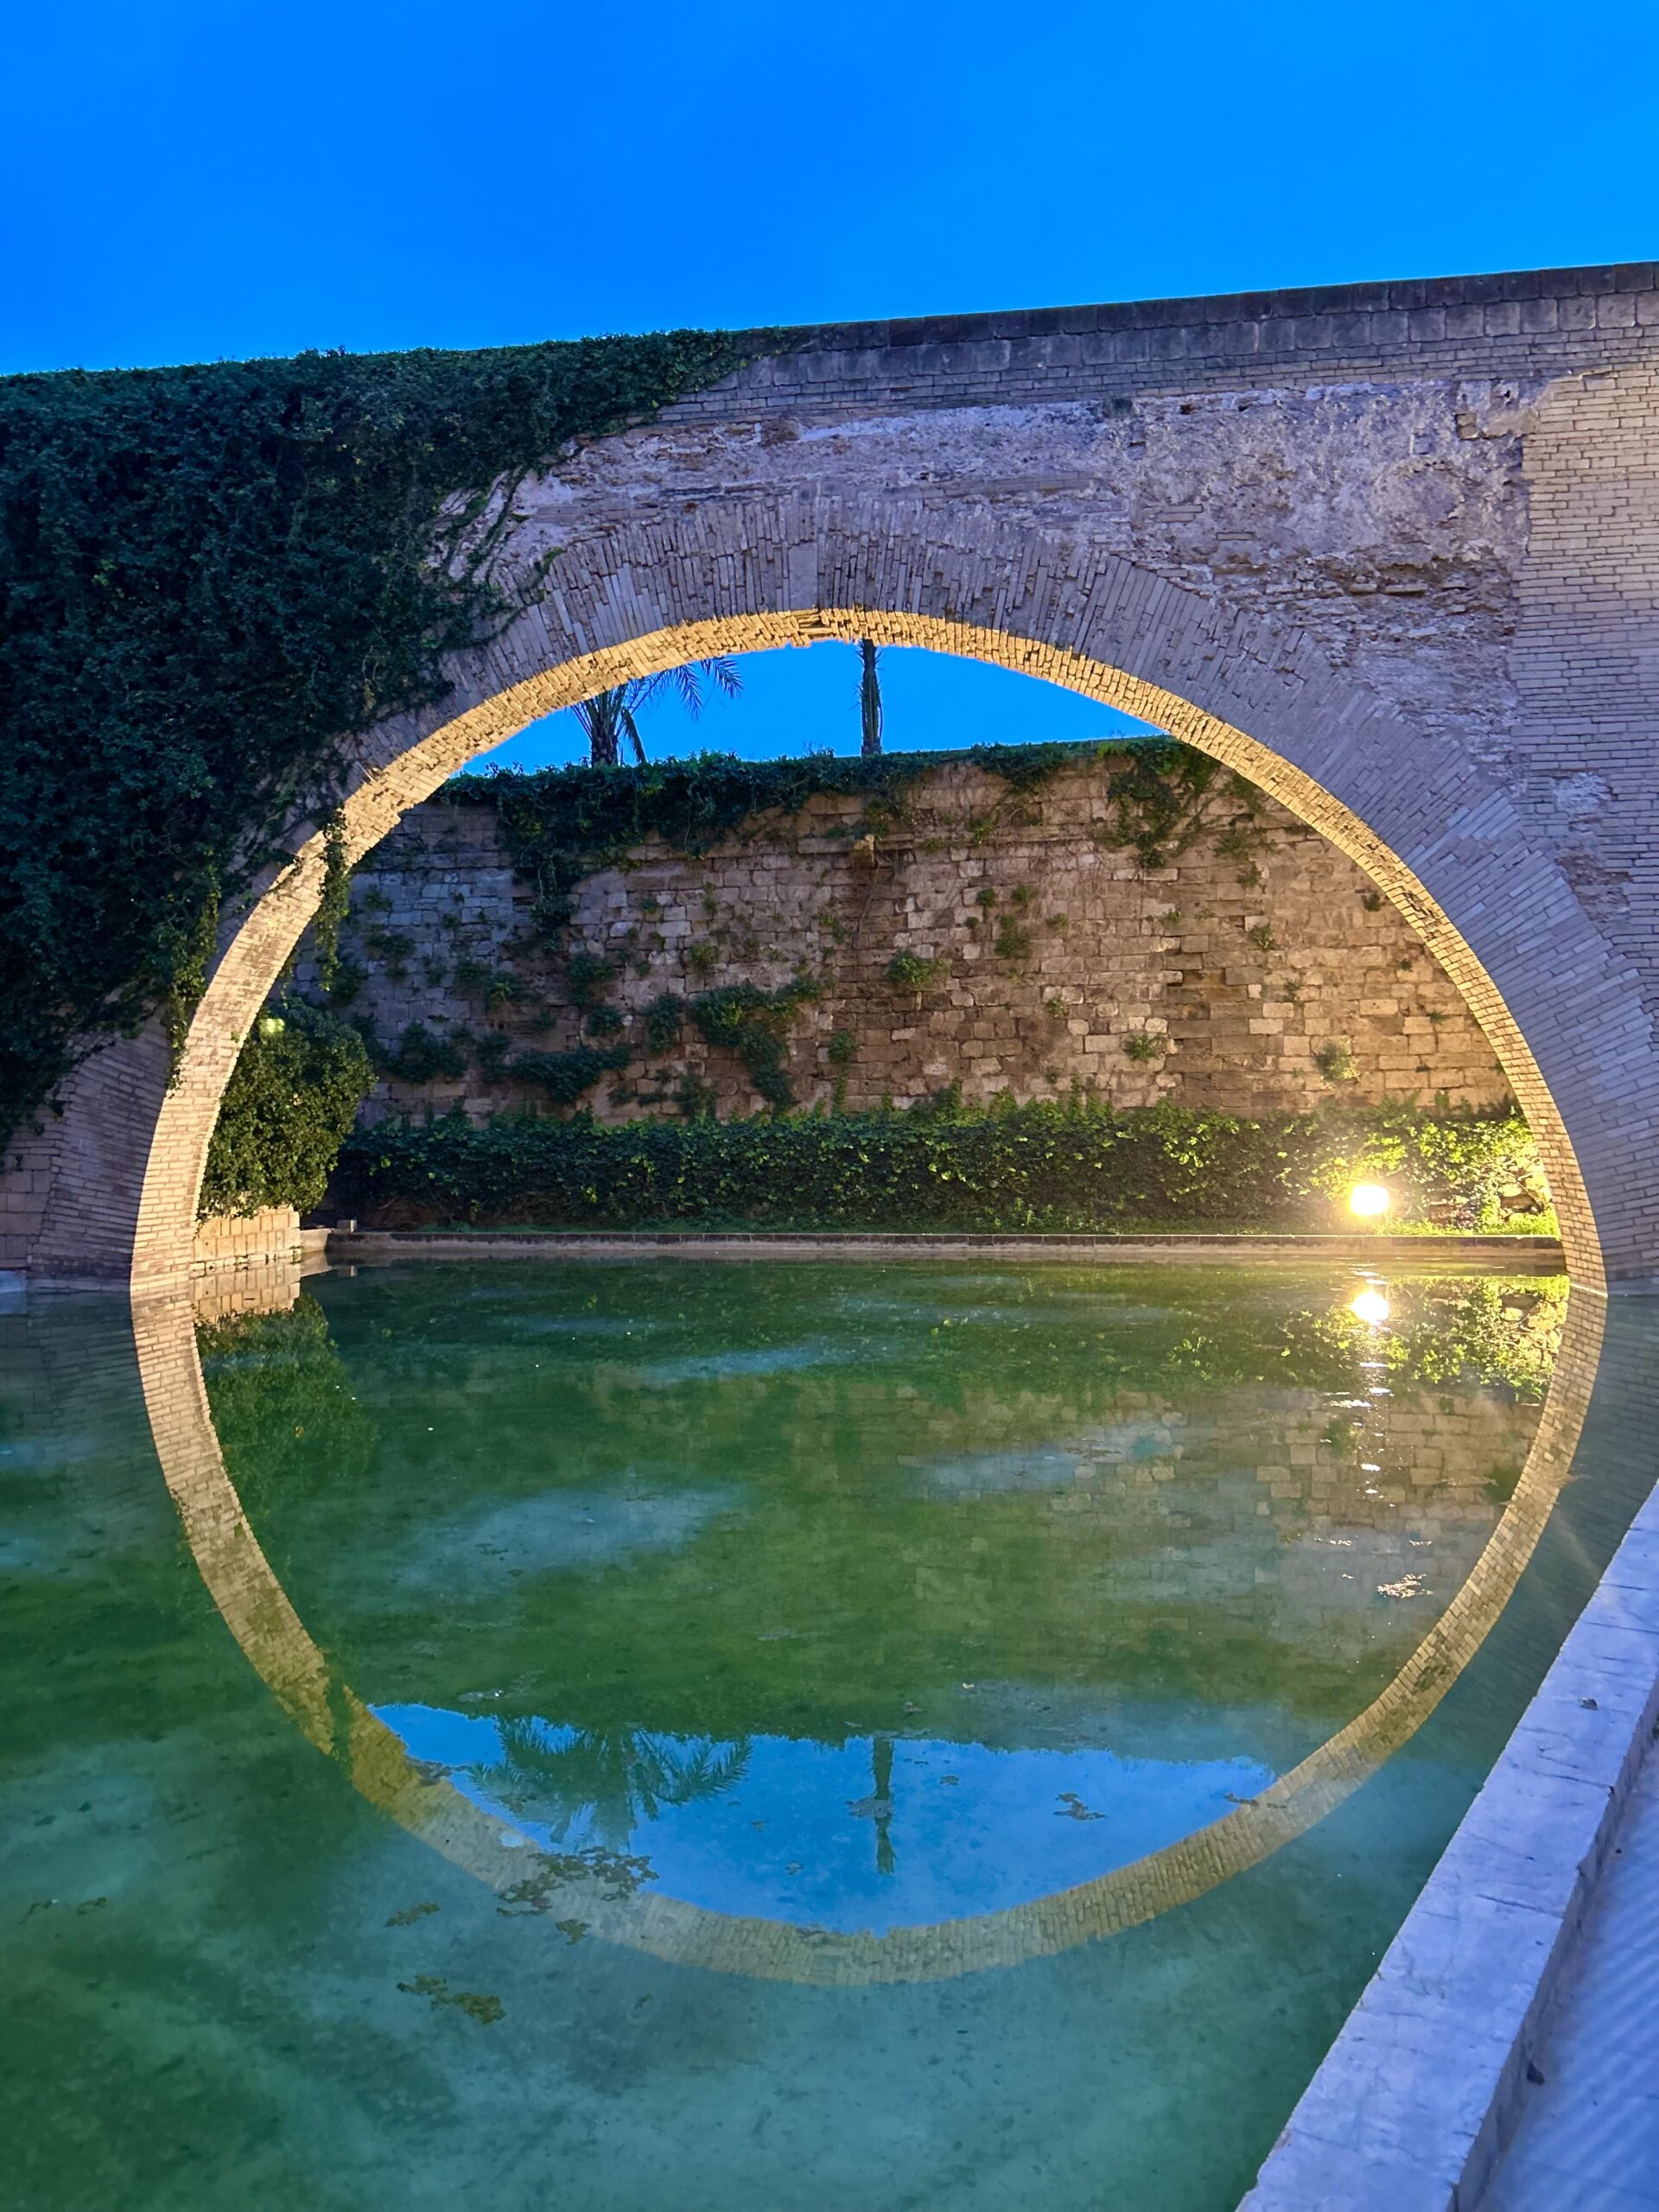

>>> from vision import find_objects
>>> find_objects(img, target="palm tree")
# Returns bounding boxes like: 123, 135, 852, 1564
575, 658, 742, 766
858, 639, 883, 756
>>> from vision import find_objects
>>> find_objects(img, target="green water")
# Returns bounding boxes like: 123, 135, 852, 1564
2, 1259, 1653, 2211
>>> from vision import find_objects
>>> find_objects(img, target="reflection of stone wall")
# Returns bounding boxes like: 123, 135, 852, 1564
318, 755, 1511, 1127
1045, 1389, 1528, 1666
318, 1307, 1538, 1704
190, 1209, 336, 1307
877, 1382, 1530, 1680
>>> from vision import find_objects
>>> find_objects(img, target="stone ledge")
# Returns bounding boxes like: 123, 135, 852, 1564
326, 1230, 1563, 1268
656, 264, 1659, 425
715, 264, 1659, 361
1239, 1421, 1659, 2210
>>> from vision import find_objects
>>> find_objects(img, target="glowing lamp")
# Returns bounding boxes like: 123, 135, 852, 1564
1349, 1288, 1391, 1325
1348, 1183, 1390, 1219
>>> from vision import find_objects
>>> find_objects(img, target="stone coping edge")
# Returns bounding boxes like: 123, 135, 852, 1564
1239, 1460, 1659, 2209
714, 261, 1659, 355
326, 1230, 1562, 1269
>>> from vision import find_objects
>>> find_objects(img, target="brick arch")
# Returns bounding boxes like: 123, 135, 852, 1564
13, 495, 1654, 1291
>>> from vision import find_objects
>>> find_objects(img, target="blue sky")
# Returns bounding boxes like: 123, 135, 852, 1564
6, 0, 1653, 766
7, 0, 1655, 372
477, 644, 1154, 771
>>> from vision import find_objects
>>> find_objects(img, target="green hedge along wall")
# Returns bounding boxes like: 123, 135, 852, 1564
334, 1097, 1553, 1236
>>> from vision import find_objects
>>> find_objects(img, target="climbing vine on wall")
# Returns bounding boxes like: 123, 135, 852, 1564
455, 748, 944, 943
0, 326, 768, 1147
298, 739, 1285, 1131
681, 979, 823, 1108
1100, 740, 1263, 868
308, 817, 354, 994
448, 736, 1251, 950
512, 1044, 632, 1107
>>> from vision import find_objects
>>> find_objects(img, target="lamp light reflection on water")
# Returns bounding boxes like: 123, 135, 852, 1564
1350, 1287, 1392, 1325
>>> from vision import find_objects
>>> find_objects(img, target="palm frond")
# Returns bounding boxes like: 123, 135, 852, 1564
576, 658, 741, 761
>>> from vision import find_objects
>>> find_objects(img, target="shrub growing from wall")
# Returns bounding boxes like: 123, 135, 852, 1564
199, 1001, 374, 1217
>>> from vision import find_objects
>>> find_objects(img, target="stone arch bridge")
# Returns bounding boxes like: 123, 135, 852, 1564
5, 261, 1658, 1293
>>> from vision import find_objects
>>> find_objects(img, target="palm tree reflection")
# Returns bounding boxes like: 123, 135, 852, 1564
873, 1732, 895, 1877
486, 1719, 750, 1848
848, 1732, 898, 1877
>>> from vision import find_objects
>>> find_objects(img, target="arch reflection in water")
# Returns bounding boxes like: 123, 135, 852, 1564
143, 1258, 1599, 1987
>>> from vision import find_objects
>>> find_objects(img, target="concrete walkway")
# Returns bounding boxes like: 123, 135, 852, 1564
1481, 1731, 1659, 2209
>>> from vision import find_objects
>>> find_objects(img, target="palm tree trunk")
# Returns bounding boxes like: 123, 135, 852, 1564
859, 639, 883, 757
578, 689, 625, 767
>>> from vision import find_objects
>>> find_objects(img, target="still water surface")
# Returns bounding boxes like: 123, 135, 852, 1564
2, 1259, 1648, 2210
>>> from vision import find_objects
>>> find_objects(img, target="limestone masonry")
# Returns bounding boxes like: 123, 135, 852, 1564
331, 755, 1509, 1125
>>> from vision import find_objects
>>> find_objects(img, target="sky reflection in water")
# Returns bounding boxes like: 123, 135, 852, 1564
377, 1702, 1277, 1934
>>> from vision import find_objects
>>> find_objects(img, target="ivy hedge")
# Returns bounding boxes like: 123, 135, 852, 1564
447, 735, 1242, 942
199, 1001, 375, 1217
334, 1097, 1553, 1236
0, 326, 766, 1148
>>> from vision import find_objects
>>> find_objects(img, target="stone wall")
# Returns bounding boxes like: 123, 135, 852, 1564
190, 1208, 318, 1310
314, 751, 1510, 1127
679, 264, 1659, 420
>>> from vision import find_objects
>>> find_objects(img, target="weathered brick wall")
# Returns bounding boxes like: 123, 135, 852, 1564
191, 1206, 302, 1283
319, 753, 1510, 1125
